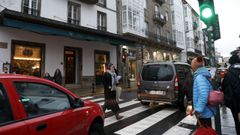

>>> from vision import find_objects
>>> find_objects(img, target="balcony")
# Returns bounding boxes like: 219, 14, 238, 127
155, 0, 165, 5
22, 7, 40, 16
77, 0, 98, 4
68, 18, 80, 25
97, 25, 107, 31
153, 12, 167, 26
146, 31, 176, 47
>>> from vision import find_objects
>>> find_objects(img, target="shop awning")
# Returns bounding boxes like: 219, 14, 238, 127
0, 9, 137, 46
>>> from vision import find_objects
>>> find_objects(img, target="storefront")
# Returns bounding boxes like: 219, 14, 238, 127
11, 40, 44, 77
95, 50, 109, 85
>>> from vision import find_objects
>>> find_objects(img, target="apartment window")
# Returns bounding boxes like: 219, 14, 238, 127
154, 5, 160, 13
156, 27, 161, 42
171, 11, 175, 24
145, 21, 149, 37
185, 22, 189, 32
172, 30, 176, 41
98, 0, 106, 7
184, 7, 187, 17
144, 0, 147, 9
97, 11, 107, 31
22, 0, 41, 16
68, 2, 81, 25
165, 12, 169, 21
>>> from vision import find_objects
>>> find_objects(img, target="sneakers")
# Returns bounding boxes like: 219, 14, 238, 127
115, 113, 124, 120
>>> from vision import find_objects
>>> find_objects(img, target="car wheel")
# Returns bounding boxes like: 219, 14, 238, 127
179, 93, 188, 111
141, 101, 150, 106
89, 123, 105, 135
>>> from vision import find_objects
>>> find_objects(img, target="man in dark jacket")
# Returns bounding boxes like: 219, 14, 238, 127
222, 52, 240, 135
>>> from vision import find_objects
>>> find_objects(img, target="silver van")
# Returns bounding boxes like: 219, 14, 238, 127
137, 61, 193, 110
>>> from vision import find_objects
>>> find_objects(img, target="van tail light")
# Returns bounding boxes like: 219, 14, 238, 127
174, 76, 179, 91
137, 73, 141, 88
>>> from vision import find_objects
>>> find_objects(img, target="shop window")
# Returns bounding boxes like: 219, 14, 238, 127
12, 42, 43, 77
95, 51, 109, 85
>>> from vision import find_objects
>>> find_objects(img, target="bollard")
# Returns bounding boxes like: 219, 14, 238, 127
215, 105, 222, 135
92, 83, 95, 94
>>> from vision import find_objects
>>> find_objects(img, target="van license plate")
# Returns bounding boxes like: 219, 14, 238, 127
149, 91, 166, 95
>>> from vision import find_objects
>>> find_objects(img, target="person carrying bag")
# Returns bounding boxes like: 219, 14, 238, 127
186, 56, 216, 131
102, 63, 123, 120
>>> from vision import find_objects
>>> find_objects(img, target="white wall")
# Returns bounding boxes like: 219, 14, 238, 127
0, 0, 117, 33
0, 0, 21, 12
41, 0, 68, 22
0, 27, 117, 76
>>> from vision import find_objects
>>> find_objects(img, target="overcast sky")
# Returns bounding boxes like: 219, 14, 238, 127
186, 0, 240, 57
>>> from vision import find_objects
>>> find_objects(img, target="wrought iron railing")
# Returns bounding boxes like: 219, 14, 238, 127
23, 7, 40, 16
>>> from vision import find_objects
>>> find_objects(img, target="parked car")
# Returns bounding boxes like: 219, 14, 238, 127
0, 74, 104, 135
137, 61, 193, 110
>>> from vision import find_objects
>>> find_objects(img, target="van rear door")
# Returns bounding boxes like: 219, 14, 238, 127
141, 64, 175, 100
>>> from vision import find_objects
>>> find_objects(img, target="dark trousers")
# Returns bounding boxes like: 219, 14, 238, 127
197, 118, 212, 128
231, 108, 240, 135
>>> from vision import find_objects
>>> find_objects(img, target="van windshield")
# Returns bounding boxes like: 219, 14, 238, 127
142, 64, 174, 81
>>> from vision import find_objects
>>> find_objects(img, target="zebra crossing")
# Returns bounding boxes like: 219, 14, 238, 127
80, 95, 197, 135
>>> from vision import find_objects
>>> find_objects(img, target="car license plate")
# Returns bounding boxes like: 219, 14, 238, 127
149, 91, 166, 95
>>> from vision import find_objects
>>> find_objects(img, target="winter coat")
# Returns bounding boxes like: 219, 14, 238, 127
53, 69, 62, 85
193, 67, 216, 118
222, 63, 240, 112
102, 70, 120, 113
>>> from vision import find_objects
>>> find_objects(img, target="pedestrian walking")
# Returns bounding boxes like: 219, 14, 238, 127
187, 56, 216, 128
222, 52, 240, 135
53, 68, 62, 85
102, 63, 123, 120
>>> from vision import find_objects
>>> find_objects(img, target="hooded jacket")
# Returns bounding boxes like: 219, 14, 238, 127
193, 67, 216, 118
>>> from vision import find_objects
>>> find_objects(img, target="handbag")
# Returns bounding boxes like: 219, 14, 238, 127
208, 90, 224, 106
194, 115, 217, 135
207, 79, 224, 106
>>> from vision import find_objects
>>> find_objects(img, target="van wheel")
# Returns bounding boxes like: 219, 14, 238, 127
179, 93, 188, 111
89, 123, 105, 135
141, 101, 150, 106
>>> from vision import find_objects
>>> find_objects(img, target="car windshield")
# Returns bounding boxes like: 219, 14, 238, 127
142, 64, 174, 81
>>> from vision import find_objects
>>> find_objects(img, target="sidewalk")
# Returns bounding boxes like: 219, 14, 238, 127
67, 85, 137, 97
220, 107, 237, 135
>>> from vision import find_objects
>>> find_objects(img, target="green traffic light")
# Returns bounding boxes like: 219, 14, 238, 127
202, 7, 213, 19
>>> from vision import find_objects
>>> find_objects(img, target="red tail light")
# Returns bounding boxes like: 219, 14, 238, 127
174, 76, 179, 91
137, 73, 141, 88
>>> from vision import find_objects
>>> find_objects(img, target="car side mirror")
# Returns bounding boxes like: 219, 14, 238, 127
73, 98, 84, 108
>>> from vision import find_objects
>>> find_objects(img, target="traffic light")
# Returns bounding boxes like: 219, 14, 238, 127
198, 0, 215, 25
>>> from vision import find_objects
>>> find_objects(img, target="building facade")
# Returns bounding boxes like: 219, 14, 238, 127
183, 0, 204, 61
0, 0, 135, 90
170, 0, 186, 62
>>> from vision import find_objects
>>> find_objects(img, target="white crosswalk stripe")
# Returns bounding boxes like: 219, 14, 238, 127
104, 106, 149, 126
115, 108, 177, 135
89, 97, 104, 102
80, 96, 93, 100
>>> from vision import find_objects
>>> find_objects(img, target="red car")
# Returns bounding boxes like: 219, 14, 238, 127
0, 74, 104, 135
